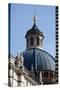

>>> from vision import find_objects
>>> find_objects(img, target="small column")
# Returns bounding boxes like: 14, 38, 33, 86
39, 71, 43, 85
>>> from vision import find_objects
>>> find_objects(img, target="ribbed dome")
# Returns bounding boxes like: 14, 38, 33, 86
25, 23, 44, 38
22, 48, 55, 72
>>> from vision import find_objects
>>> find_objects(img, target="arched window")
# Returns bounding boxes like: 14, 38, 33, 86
44, 72, 48, 78
31, 37, 33, 46
37, 36, 40, 45
50, 72, 53, 78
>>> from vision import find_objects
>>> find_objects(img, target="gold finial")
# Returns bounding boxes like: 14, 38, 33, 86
33, 10, 37, 24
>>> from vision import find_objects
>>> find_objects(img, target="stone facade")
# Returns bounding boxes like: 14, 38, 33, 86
8, 55, 38, 87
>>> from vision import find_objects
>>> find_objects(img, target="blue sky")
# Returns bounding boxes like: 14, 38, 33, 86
10, 3, 55, 57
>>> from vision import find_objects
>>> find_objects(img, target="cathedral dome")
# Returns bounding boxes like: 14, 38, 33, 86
25, 23, 44, 38
22, 48, 55, 72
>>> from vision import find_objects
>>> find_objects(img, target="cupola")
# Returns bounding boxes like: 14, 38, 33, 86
25, 15, 44, 50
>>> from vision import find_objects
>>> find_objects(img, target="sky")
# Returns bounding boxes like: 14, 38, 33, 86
10, 3, 55, 57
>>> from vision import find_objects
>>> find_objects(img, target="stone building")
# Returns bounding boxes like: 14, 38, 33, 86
8, 55, 38, 87
8, 15, 56, 87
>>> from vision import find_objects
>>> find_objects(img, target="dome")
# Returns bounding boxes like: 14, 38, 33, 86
22, 48, 55, 72
25, 23, 44, 38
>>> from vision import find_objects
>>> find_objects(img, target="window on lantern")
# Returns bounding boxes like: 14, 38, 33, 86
37, 36, 40, 45
31, 37, 33, 46
44, 72, 48, 78
50, 72, 53, 78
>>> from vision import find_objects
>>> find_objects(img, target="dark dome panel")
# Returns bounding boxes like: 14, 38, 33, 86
22, 48, 55, 72
22, 49, 35, 71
